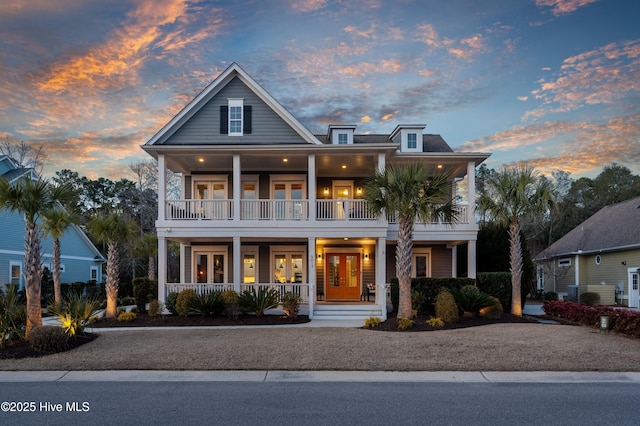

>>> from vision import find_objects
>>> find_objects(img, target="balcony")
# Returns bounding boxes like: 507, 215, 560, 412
165, 199, 469, 224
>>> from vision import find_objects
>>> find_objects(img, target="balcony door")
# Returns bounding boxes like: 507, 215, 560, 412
272, 177, 306, 220
193, 249, 227, 284
326, 253, 360, 300
194, 178, 227, 219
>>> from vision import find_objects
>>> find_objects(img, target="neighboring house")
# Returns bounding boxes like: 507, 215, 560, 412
0, 155, 104, 292
142, 63, 490, 320
535, 196, 640, 307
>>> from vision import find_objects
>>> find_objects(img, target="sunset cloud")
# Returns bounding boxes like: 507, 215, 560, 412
535, 0, 600, 16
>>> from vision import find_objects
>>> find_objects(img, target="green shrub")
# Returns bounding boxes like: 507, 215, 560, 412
390, 277, 474, 314
282, 291, 302, 319
434, 289, 459, 324
166, 292, 179, 315
363, 316, 381, 329
190, 291, 224, 316
397, 317, 414, 331
117, 311, 137, 322
132, 278, 157, 313
48, 293, 100, 337
221, 290, 240, 319
580, 292, 600, 306
148, 299, 163, 317
238, 287, 279, 318
479, 297, 503, 319
411, 290, 426, 314
450, 285, 498, 317
28, 326, 68, 353
476, 272, 512, 311
0, 285, 26, 347
544, 291, 558, 301
175, 289, 198, 317
426, 317, 445, 327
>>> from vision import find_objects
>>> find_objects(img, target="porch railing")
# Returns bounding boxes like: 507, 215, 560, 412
165, 199, 468, 224
387, 205, 469, 224
165, 283, 310, 304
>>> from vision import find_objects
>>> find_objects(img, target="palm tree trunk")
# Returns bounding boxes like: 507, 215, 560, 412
53, 238, 62, 306
509, 220, 523, 317
24, 221, 43, 338
396, 217, 414, 319
105, 241, 120, 319
148, 255, 156, 281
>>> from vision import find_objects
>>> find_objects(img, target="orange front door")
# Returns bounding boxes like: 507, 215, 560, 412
325, 254, 360, 300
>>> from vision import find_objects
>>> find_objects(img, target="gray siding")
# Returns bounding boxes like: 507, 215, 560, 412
430, 245, 452, 278
164, 77, 306, 145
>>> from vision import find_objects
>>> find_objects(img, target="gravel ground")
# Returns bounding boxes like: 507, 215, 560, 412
1, 322, 639, 371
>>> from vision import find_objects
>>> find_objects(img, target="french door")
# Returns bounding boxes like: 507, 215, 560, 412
194, 179, 227, 219
273, 180, 305, 220
194, 251, 226, 283
326, 253, 360, 300
273, 252, 304, 284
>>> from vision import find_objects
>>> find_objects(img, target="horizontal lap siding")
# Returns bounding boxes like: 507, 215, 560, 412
164, 77, 306, 145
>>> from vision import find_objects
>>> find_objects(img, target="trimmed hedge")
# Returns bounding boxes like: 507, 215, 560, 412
543, 300, 640, 337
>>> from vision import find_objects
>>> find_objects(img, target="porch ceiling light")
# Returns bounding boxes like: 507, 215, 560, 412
198, 158, 204, 163
283, 158, 288, 162
341, 164, 347, 169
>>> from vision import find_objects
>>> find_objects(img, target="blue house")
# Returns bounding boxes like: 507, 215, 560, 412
0, 155, 104, 292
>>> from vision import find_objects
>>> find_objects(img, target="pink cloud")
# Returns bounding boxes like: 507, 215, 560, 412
535, 0, 600, 16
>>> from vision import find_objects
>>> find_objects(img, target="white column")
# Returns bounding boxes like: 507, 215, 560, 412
467, 161, 476, 224
467, 240, 477, 279
376, 237, 387, 320
180, 244, 186, 283
308, 237, 316, 319
233, 155, 241, 221
451, 245, 458, 278
574, 255, 580, 285
158, 236, 167, 303
158, 154, 166, 221
233, 236, 241, 292
308, 155, 316, 221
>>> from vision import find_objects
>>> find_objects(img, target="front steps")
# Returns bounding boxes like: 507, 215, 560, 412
312, 304, 384, 321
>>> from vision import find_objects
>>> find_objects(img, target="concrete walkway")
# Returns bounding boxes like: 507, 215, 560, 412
1, 370, 639, 383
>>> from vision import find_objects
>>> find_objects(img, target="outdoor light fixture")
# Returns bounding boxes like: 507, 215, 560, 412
364, 253, 369, 260
356, 187, 363, 196
341, 164, 347, 169
323, 187, 330, 196
317, 253, 322, 260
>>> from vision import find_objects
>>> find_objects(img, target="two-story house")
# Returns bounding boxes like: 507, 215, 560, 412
142, 63, 489, 320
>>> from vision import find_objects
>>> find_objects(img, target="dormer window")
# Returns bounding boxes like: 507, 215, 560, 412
407, 133, 417, 149
328, 125, 356, 145
220, 99, 252, 136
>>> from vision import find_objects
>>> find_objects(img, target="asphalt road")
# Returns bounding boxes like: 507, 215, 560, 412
1, 373, 639, 425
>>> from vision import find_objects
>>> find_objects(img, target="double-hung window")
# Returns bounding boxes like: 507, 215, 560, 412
337, 133, 348, 144
228, 99, 243, 136
407, 133, 417, 149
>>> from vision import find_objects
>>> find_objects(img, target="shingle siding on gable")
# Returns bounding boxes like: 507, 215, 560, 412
164, 77, 304, 145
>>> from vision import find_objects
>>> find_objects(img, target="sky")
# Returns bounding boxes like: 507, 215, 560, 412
0, 0, 639, 181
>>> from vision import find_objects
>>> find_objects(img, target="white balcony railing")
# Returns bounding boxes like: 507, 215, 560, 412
387, 205, 468, 224
165, 283, 310, 304
165, 199, 468, 224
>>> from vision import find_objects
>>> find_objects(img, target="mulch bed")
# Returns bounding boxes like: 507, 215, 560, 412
0, 333, 97, 360
372, 313, 539, 332
92, 313, 312, 328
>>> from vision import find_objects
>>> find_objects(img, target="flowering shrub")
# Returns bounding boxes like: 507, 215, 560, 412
543, 301, 640, 337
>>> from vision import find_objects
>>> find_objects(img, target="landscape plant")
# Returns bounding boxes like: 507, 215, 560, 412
117, 311, 137, 322
450, 285, 499, 317
48, 292, 100, 337
397, 317, 414, 331
238, 287, 279, 318
282, 291, 302, 319
426, 317, 445, 327
221, 290, 240, 319
175, 289, 198, 317
28, 325, 68, 352
0, 286, 26, 347
579, 292, 600, 306
434, 289, 459, 324
165, 292, 179, 315
189, 291, 224, 316
363, 316, 381, 329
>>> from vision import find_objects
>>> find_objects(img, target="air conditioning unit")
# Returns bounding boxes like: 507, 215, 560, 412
567, 285, 579, 302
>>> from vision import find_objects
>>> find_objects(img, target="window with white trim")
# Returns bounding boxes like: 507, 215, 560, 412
407, 133, 417, 149
90, 266, 99, 282
10, 261, 22, 290
411, 249, 431, 278
228, 99, 243, 136
337, 133, 348, 144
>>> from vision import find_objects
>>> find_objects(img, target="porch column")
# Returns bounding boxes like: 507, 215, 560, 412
451, 245, 458, 278
308, 155, 316, 221
377, 152, 385, 172
233, 154, 241, 221
158, 236, 167, 303
233, 236, 241, 292
467, 240, 477, 279
308, 237, 316, 319
376, 237, 387, 320
467, 161, 476, 224
180, 244, 187, 283
158, 154, 166, 221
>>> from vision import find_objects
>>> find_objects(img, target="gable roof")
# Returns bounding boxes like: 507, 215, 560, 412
145, 62, 321, 146
536, 196, 640, 260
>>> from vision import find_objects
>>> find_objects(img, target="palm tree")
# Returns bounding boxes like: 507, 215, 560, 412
478, 165, 555, 316
87, 211, 138, 319
0, 176, 74, 338
364, 163, 458, 319
42, 208, 78, 306
134, 233, 158, 280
